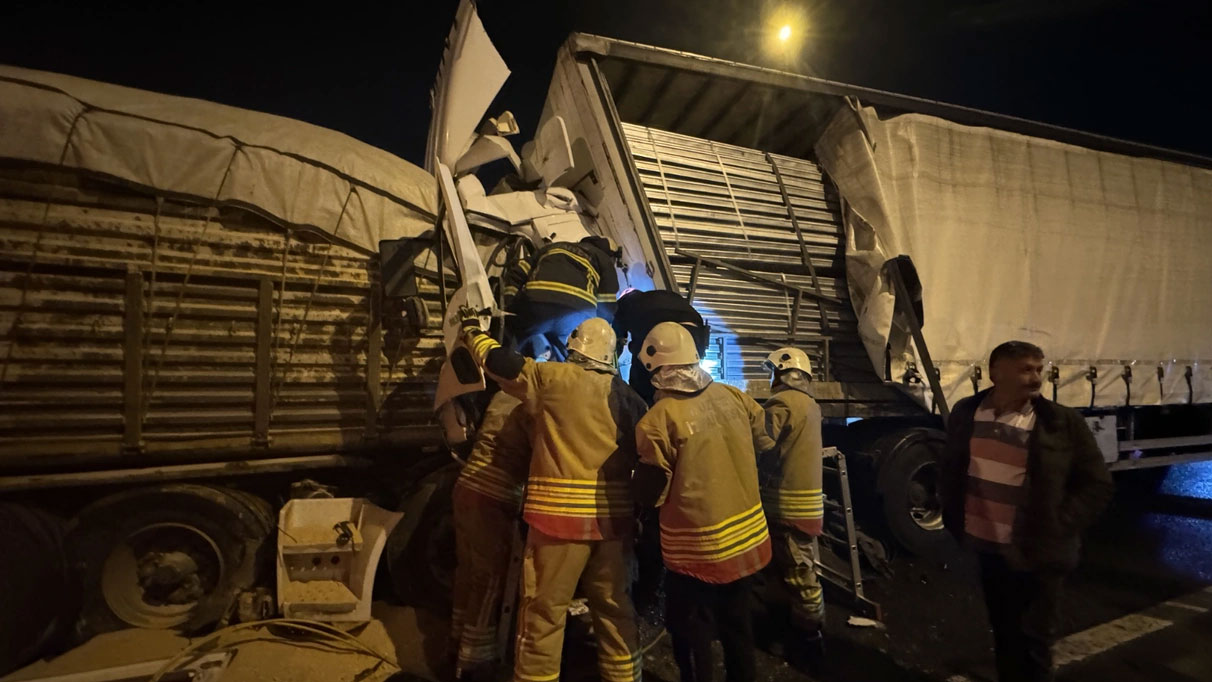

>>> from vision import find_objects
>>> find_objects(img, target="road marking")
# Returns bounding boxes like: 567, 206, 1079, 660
946, 585, 1212, 681
1053, 613, 1173, 667
1163, 600, 1207, 612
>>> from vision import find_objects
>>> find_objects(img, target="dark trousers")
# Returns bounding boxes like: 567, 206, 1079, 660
978, 552, 1064, 682
664, 571, 756, 682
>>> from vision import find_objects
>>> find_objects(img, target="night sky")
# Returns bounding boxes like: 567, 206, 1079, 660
2, 0, 1210, 165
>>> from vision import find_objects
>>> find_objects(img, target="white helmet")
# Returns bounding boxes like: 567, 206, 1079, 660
639, 322, 700, 371
763, 347, 813, 376
567, 317, 617, 366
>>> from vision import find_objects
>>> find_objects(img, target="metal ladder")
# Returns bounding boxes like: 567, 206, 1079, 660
817, 446, 882, 619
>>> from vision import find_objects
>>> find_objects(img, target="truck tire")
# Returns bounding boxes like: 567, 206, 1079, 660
0, 503, 74, 676
67, 485, 272, 640
875, 429, 953, 558
385, 464, 459, 610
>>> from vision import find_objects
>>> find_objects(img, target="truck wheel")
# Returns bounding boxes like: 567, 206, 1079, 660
67, 485, 272, 639
0, 503, 74, 675
876, 430, 953, 558
386, 464, 458, 610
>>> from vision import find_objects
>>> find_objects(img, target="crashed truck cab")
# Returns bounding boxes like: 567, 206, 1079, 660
381, 1, 633, 452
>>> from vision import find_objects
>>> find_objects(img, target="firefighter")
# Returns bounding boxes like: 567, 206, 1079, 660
450, 389, 531, 682
502, 235, 621, 360
459, 310, 647, 682
759, 347, 827, 661
632, 322, 776, 682
611, 289, 708, 405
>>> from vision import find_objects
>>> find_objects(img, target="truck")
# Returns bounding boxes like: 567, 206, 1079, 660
513, 33, 1212, 560
2, 5, 1210, 672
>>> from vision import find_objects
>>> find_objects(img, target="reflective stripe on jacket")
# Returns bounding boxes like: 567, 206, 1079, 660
636, 382, 775, 583
503, 241, 619, 319
759, 387, 825, 535
467, 332, 646, 540
454, 391, 530, 508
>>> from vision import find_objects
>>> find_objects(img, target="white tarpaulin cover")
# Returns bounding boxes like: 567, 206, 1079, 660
816, 105, 1212, 410
0, 65, 436, 254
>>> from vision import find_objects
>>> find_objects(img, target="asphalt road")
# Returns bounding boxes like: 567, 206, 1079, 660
634, 460, 1212, 682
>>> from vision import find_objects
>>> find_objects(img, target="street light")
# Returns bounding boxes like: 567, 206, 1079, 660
778, 24, 792, 42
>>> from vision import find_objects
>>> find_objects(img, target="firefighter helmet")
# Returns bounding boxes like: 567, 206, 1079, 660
639, 322, 700, 371
763, 347, 813, 376
566, 317, 617, 366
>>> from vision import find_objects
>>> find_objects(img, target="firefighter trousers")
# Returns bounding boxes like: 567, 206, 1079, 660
451, 495, 518, 676
514, 528, 640, 682
770, 526, 825, 632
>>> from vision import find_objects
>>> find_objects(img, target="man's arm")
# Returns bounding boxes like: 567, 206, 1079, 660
634, 413, 674, 507
494, 404, 533, 481
1057, 410, 1114, 534
594, 250, 620, 322
501, 253, 532, 309
939, 400, 972, 541
763, 401, 791, 456
746, 394, 778, 455
461, 314, 536, 404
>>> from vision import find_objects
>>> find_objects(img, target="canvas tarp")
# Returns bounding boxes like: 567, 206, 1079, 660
0, 65, 437, 254
815, 104, 1212, 410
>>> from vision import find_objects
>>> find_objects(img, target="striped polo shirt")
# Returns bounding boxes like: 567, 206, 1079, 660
965, 400, 1036, 552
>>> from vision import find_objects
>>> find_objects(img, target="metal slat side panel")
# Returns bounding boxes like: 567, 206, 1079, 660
0, 171, 443, 468
620, 122, 881, 395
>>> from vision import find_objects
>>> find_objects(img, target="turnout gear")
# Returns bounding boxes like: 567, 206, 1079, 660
636, 381, 776, 584
462, 327, 646, 682
638, 322, 701, 372
464, 328, 645, 540
514, 529, 641, 682
503, 238, 620, 318
567, 316, 618, 367
760, 385, 825, 535
636, 374, 776, 682
502, 237, 619, 360
450, 392, 530, 678
650, 364, 713, 395
760, 366, 826, 634
770, 529, 826, 634
453, 392, 530, 507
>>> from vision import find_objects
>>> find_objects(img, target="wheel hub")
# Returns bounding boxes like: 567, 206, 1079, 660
101, 522, 225, 628
907, 460, 944, 531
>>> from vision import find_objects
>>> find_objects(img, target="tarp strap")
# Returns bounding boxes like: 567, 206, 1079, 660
0, 105, 89, 387
142, 144, 241, 423
270, 185, 356, 417
142, 197, 163, 352
271, 229, 292, 395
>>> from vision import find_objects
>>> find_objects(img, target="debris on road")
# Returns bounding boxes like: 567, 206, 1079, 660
846, 616, 886, 630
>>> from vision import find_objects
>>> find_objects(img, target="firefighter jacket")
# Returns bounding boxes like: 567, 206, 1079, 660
759, 386, 825, 535
465, 330, 647, 540
503, 241, 619, 320
635, 382, 777, 583
453, 391, 530, 509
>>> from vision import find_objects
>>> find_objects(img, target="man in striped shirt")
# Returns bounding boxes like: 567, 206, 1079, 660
942, 341, 1113, 682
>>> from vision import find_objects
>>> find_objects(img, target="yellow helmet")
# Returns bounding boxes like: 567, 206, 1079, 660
566, 317, 617, 366
763, 347, 813, 376
639, 322, 700, 371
